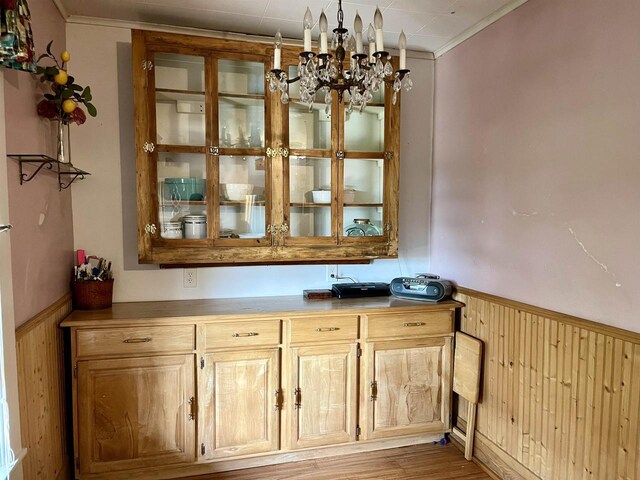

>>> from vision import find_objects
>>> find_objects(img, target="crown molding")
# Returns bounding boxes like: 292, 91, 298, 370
51, 0, 68, 19
65, 15, 435, 60
433, 0, 529, 58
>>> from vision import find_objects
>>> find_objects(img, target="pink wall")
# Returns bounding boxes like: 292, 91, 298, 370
4, 0, 73, 327
431, 0, 640, 332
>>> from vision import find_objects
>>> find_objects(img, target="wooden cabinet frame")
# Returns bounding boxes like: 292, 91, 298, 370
133, 30, 400, 265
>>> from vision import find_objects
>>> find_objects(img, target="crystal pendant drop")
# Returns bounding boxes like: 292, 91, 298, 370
269, 77, 277, 92
324, 89, 331, 105
383, 61, 393, 77
403, 75, 413, 92
280, 91, 289, 104
375, 59, 383, 75
392, 91, 398, 105
393, 78, 401, 92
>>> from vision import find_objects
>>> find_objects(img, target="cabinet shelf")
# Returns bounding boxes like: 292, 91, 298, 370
220, 200, 266, 206
219, 92, 265, 101
9, 154, 90, 191
290, 202, 330, 208
160, 200, 206, 206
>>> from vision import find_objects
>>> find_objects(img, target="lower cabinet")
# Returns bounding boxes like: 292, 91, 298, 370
361, 337, 452, 440
289, 344, 358, 449
65, 301, 459, 479
200, 349, 280, 459
76, 355, 196, 475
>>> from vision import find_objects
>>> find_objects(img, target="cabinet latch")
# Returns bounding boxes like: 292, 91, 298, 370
200, 357, 205, 369
370, 381, 378, 402
274, 389, 282, 411
356, 345, 362, 358
141, 59, 154, 71
201, 443, 206, 456
293, 387, 302, 410
356, 425, 361, 436
188, 397, 196, 420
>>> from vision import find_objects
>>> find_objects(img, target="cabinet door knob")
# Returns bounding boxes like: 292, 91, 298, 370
403, 322, 425, 327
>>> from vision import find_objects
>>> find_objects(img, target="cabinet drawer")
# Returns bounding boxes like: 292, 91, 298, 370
365, 311, 453, 340
76, 325, 195, 358
206, 320, 281, 350
289, 315, 358, 344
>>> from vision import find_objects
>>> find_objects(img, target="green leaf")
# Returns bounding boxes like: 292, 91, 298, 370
62, 89, 74, 99
86, 103, 97, 117
46, 40, 53, 56
35, 66, 45, 74
67, 76, 75, 85
45, 66, 58, 75
71, 84, 83, 91
36, 53, 49, 62
44, 94, 55, 100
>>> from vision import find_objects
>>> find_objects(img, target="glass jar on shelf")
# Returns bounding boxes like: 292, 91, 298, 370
345, 218, 381, 237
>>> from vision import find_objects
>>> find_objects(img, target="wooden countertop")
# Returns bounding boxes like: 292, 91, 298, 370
62, 296, 463, 327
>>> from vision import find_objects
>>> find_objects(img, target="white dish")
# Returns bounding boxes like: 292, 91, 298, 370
223, 183, 254, 201
311, 190, 331, 203
239, 233, 264, 238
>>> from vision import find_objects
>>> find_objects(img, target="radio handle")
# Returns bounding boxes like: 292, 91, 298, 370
416, 273, 440, 280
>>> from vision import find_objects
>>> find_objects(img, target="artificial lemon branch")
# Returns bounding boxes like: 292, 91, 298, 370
35, 41, 97, 125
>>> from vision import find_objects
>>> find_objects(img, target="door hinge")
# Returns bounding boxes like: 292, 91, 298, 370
73, 363, 78, 378
201, 443, 206, 456
200, 357, 205, 369
356, 425, 361, 436
356, 345, 362, 358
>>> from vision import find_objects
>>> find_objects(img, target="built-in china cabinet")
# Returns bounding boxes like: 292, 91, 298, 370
132, 30, 400, 265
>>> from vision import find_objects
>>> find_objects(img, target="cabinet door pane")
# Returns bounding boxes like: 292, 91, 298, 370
288, 66, 331, 151
219, 155, 266, 239
77, 355, 195, 474
218, 59, 265, 148
289, 156, 332, 238
344, 104, 385, 152
154, 53, 206, 146
343, 158, 384, 237
157, 152, 208, 240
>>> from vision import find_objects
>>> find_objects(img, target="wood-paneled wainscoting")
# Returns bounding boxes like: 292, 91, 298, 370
15, 294, 72, 480
453, 287, 639, 480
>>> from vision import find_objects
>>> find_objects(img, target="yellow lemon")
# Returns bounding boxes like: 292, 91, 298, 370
61, 51, 71, 62
62, 99, 77, 113
53, 69, 68, 85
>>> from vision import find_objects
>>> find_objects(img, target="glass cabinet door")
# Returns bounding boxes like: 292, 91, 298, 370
285, 62, 336, 242
344, 88, 385, 152
152, 52, 209, 242
214, 57, 270, 244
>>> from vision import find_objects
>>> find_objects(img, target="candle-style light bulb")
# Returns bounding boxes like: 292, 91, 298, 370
354, 11, 363, 54
374, 6, 384, 52
274, 30, 282, 70
303, 7, 313, 51
367, 23, 375, 63
319, 9, 328, 54
398, 30, 407, 70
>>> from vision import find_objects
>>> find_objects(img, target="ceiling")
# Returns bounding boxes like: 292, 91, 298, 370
57, 0, 522, 54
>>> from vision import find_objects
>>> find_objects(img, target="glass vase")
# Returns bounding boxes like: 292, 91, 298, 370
56, 120, 71, 163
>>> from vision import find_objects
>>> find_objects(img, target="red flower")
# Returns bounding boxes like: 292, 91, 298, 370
36, 99, 58, 119
69, 107, 86, 125
1, 0, 17, 10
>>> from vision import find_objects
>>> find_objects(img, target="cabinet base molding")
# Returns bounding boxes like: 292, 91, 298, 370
78, 433, 445, 480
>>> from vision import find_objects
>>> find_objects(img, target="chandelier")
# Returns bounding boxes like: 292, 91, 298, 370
267, 0, 412, 115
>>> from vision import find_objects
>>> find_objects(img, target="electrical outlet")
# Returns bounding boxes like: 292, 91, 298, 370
183, 268, 197, 288
326, 265, 338, 283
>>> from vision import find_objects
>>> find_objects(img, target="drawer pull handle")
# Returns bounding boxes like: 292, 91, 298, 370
370, 381, 377, 401
188, 396, 195, 421
315, 327, 339, 332
123, 337, 152, 343
293, 387, 302, 410
403, 322, 425, 327
232, 332, 259, 337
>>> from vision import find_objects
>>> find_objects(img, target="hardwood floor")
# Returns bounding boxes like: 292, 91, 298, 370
184, 444, 492, 480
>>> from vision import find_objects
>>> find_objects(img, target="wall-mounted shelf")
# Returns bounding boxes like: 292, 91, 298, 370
8, 154, 90, 191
